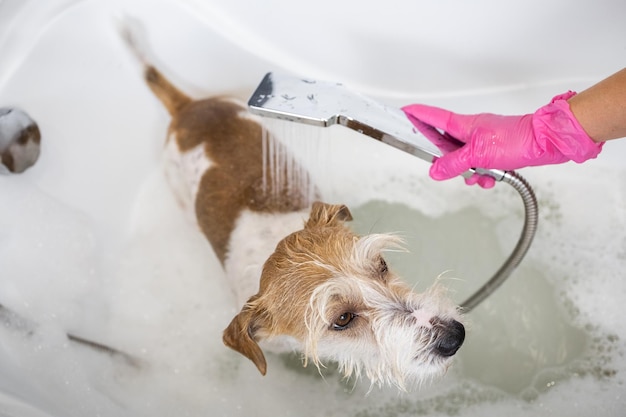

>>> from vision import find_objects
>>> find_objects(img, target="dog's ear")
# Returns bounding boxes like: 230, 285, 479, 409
306, 202, 353, 229
223, 302, 268, 375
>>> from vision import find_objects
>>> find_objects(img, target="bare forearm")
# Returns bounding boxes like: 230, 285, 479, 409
567, 68, 626, 142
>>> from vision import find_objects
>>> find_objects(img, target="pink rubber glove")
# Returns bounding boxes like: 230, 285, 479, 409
402, 91, 603, 188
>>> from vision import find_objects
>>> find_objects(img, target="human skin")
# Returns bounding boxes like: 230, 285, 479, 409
568, 67, 626, 143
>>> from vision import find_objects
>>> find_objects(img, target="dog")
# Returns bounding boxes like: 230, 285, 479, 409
0, 107, 41, 174
121, 23, 465, 390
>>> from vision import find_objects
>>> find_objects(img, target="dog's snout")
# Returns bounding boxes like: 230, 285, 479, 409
434, 319, 465, 357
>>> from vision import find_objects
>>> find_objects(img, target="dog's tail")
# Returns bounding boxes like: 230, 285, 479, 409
117, 17, 191, 115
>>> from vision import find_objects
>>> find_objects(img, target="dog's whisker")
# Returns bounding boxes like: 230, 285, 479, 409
434, 270, 465, 284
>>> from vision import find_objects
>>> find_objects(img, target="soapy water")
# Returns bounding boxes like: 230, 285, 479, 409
2, 150, 625, 417
1, 0, 626, 416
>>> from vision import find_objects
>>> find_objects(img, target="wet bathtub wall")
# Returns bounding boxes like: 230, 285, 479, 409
2, 0, 626, 98
175, 0, 626, 99
0, 1, 625, 417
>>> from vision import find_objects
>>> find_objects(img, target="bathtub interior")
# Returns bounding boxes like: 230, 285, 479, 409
1, 0, 625, 416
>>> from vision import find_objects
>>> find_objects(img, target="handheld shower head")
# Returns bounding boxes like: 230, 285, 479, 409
247, 72, 506, 181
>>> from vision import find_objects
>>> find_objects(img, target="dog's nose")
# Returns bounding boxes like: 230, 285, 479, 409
434, 319, 465, 357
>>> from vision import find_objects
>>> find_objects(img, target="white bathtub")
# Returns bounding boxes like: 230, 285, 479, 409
1, 1, 625, 416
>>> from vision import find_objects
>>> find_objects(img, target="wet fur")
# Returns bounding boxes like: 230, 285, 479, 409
120, 20, 464, 390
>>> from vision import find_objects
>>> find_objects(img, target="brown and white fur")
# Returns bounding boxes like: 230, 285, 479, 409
121, 22, 465, 390
0, 107, 41, 174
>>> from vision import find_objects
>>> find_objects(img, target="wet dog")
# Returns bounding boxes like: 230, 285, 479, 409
120, 22, 464, 390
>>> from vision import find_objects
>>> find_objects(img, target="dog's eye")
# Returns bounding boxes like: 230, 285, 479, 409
332, 312, 356, 330
378, 257, 388, 278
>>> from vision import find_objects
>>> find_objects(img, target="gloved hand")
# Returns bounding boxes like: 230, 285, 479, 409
402, 91, 604, 188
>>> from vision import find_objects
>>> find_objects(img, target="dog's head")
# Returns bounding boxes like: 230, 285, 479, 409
223, 202, 464, 389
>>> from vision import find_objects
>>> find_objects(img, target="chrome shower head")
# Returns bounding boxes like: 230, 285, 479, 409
247, 72, 505, 181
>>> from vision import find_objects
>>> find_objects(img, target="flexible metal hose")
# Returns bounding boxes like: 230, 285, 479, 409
460, 171, 539, 312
